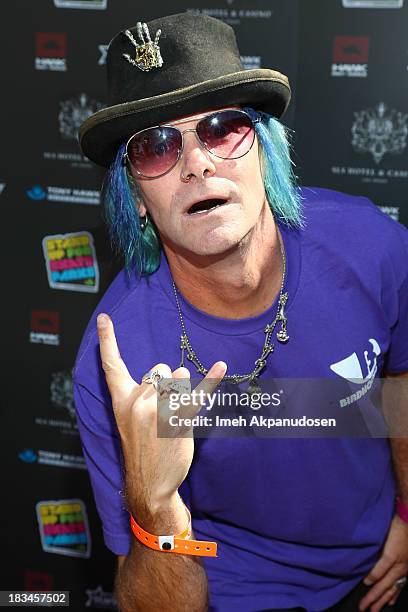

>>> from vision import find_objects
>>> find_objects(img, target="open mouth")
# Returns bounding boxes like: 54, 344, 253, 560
187, 198, 228, 215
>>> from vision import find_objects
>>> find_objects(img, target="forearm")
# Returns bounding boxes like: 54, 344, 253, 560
385, 373, 408, 504
115, 496, 209, 612
390, 438, 408, 505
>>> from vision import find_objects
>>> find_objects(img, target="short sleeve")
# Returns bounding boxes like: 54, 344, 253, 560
73, 380, 192, 556
383, 224, 408, 374
73, 382, 132, 555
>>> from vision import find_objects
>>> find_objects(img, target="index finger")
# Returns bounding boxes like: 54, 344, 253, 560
97, 313, 137, 403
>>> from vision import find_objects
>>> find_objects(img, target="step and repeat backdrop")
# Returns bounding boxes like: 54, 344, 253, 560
295, 0, 408, 226
2, 0, 407, 609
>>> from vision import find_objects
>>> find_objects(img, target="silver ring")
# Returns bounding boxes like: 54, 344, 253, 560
157, 379, 188, 400
165, 380, 187, 395
141, 369, 163, 390
394, 576, 407, 589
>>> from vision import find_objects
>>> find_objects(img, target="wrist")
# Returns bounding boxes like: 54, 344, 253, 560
396, 496, 408, 525
130, 500, 218, 557
132, 492, 189, 534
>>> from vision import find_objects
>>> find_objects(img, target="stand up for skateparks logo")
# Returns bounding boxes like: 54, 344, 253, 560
36, 499, 91, 557
42, 231, 99, 292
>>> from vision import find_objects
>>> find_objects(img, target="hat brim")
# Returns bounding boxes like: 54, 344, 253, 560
79, 69, 291, 168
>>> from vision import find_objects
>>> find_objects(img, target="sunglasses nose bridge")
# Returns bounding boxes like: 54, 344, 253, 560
177, 126, 216, 180
179, 126, 208, 154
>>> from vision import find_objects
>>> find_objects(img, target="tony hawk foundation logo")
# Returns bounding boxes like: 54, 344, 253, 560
330, 338, 381, 406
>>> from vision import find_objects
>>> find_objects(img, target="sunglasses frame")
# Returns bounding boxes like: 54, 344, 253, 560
123, 108, 261, 180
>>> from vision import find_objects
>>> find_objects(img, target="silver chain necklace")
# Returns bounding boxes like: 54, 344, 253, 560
171, 226, 289, 395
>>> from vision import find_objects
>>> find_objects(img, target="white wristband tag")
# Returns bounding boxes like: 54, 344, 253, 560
158, 535, 175, 550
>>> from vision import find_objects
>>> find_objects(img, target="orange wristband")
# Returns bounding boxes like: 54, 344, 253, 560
130, 506, 217, 557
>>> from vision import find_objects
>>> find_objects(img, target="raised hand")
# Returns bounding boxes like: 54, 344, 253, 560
96, 312, 227, 527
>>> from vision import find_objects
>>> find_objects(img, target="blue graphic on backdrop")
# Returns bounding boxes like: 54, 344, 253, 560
19, 449, 38, 463
27, 186, 46, 200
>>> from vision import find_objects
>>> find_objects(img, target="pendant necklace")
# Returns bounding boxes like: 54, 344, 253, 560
172, 225, 289, 395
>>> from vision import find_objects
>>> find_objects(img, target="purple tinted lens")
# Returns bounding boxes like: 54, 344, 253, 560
196, 111, 255, 159
127, 127, 182, 177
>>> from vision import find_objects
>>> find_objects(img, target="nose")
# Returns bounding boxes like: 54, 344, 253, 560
178, 129, 216, 183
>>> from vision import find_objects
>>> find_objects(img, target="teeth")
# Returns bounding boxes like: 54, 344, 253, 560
188, 198, 226, 214
193, 204, 221, 214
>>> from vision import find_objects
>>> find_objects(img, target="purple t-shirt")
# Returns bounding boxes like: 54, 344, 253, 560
73, 187, 408, 611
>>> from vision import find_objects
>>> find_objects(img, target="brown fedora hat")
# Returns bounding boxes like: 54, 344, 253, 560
79, 12, 291, 167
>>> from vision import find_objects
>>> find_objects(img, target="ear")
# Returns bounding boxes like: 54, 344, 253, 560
126, 167, 148, 217
137, 202, 147, 217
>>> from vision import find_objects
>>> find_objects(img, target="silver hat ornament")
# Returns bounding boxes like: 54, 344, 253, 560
122, 22, 163, 72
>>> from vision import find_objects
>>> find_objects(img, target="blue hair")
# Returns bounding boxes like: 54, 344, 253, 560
102, 108, 305, 276
101, 142, 161, 275
243, 107, 305, 230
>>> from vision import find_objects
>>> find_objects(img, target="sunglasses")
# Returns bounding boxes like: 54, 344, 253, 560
123, 109, 261, 179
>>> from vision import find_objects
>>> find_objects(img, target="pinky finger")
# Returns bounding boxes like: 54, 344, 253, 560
370, 587, 399, 612
388, 593, 400, 606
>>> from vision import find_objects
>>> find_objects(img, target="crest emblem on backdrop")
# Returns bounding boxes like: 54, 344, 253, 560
50, 370, 76, 420
58, 93, 104, 140
351, 102, 408, 164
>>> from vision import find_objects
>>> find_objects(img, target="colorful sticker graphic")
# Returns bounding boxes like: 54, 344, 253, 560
36, 499, 91, 558
42, 231, 99, 293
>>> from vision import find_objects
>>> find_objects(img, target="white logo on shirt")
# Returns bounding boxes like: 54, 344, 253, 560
330, 338, 381, 407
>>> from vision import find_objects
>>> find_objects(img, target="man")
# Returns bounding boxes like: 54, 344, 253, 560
74, 12, 408, 612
